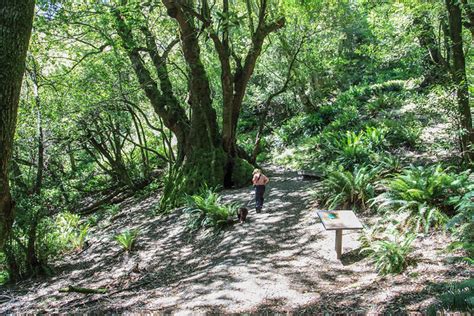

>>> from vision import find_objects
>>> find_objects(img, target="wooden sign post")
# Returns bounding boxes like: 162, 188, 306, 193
317, 210, 363, 259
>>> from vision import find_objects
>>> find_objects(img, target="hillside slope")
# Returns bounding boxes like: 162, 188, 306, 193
0, 166, 470, 313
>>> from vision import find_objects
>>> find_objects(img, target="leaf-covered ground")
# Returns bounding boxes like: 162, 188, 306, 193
0, 166, 471, 313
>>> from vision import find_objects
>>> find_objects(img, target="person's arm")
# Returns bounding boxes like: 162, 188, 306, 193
264, 174, 269, 184
252, 174, 258, 185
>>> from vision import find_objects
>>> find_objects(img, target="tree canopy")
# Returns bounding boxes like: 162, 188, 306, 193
0, 0, 473, 313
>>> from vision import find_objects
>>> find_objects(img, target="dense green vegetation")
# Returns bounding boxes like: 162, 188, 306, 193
0, 0, 473, 313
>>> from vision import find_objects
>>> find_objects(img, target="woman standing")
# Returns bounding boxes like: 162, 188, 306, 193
252, 169, 269, 213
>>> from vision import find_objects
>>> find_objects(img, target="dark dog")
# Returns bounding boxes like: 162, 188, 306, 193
237, 207, 248, 223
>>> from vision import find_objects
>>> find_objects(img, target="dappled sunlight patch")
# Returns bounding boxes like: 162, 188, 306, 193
1, 166, 469, 314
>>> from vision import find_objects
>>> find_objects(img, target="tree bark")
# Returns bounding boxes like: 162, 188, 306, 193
0, 0, 35, 248
446, 0, 474, 160
222, 16, 285, 160
59, 286, 107, 294
192, 0, 284, 185
162, 0, 226, 189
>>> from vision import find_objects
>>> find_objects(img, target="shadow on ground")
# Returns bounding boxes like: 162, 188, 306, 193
0, 166, 470, 313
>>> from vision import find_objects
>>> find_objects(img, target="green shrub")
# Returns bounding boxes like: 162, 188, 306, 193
55, 212, 90, 252
361, 232, 416, 275
364, 92, 403, 116
0, 252, 8, 285
3, 208, 89, 281
159, 166, 186, 212
371, 165, 469, 233
318, 127, 388, 170
115, 229, 139, 252
375, 154, 404, 176
184, 186, 237, 232
231, 158, 254, 187
384, 119, 422, 148
275, 113, 324, 146
447, 186, 474, 262
327, 105, 361, 131
104, 204, 120, 216
320, 165, 379, 210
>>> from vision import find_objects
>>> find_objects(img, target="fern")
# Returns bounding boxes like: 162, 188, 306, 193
184, 186, 237, 232
427, 279, 474, 314
361, 232, 415, 275
371, 165, 470, 233
321, 165, 378, 210
447, 186, 474, 261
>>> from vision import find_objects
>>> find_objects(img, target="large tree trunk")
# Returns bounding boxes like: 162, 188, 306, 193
163, 0, 225, 189
0, 0, 35, 248
221, 24, 285, 151
199, 0, 284, 186
446, 0, 474, 161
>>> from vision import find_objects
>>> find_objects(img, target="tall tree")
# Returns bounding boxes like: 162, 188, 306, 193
162, 0, 284, 186
112, 0, 284, 196
0, 0, 36, 248
446, 0, 473, 160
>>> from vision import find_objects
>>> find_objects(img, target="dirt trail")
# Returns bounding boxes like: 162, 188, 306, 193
0, 166, 470, 313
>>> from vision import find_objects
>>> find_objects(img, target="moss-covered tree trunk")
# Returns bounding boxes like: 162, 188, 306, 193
198, 0, 284, 186
163, 0, 226, 190
0, 0, 35, 248
446, 0, 474, 161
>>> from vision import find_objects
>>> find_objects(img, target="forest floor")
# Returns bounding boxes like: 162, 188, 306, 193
0, 165, 472, 313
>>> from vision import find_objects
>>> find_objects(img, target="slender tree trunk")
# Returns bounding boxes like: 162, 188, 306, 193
0, 0, 35, 248
26, 215, 40, 275
446, 0, 474, 160
460, 0, 474, 40
413, 13, 449, 86
67, 144, 77, 173
10, 159, 28, 194
29, 61, 44, 195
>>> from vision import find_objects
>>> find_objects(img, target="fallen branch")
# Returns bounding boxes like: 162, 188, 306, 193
77, 190, 122, 215
59, 286, 107, 294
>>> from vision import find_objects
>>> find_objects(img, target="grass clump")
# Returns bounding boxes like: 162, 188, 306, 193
115, 229, 139, 252
361, 231, 416, 275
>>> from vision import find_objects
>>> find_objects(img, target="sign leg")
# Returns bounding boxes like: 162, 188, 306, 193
335, 229, 342, 259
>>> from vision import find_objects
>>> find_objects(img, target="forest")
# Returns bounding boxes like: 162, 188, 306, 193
0, 0, 473, 313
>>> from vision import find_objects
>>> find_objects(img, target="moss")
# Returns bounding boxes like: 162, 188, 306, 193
159, 147, 226, 212
231, 158, 254, 187
183, 148, 226, 191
